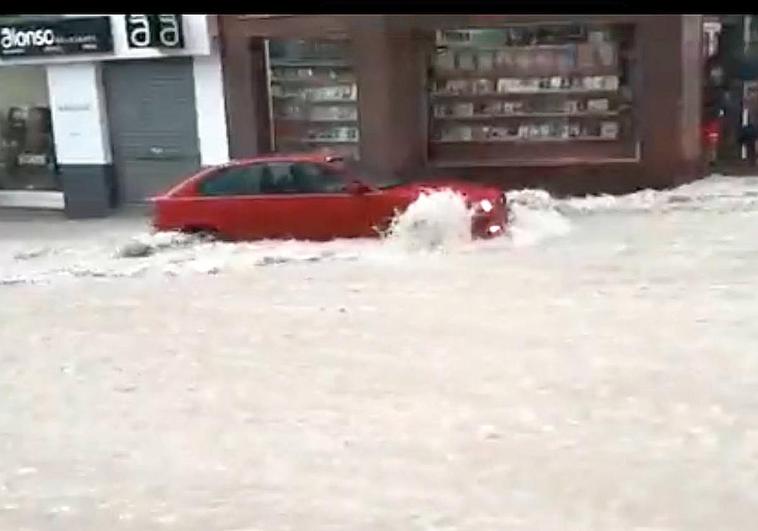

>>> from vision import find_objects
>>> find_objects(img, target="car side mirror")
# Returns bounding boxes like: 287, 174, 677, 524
346, 181, 370, 195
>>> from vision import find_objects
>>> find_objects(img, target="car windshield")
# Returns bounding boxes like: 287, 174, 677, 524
327, 157, 406, 190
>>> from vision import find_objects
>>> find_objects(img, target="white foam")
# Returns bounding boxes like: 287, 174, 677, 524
383, 189, 475, 252
5, 174, 758, 285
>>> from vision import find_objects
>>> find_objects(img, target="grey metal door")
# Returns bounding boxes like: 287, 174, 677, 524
104, 58, 200, 203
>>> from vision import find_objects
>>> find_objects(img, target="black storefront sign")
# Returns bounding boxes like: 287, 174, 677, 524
125, 15, 184, 49
0, 16, 113, 57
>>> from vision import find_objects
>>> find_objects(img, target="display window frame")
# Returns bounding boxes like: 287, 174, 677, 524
426, 22, 640, 165
264, 37, 361, 160
0, 65, 61, 193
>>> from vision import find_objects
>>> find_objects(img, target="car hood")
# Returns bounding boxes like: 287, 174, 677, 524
388, 179, 502, 200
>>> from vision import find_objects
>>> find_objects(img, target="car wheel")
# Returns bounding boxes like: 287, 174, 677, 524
184, 226, 221, 242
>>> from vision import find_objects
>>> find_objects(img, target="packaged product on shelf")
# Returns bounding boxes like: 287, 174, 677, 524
339, 106, 358, 120
494, 49, 514, 68
518, 124, 531, 138
534, 50, 553, 71
539, 123, 551, 137
583, 122, 601, 137
515, 50, 532, 71
550, 76, 563, 89
435, 50, 456, 70
563, 100, 580, 113
596, 42, 616, 67
577, 43, 595, 69
559, 123, 570, 139
440, 125, 473, 141
452, 102, 475, 117
279, 103, 305, 119
472, 126, 489, 141
477, 101, 503, 115
557, 45, 577, 71
471, 78, 495, 94
496, 78, 517, 93
569, 122, 582, 137
457, 51, 476, 70
527, 78, 541, 92
588, 30, 608, 44
487, 126, 510, 140
528, 124, 541, 138
478, 51, 495, 71
587, 98, 609, 112
445, 79, 471, 94
582, 76, 604, 90
502, 101, 516, 114
600, 121, 619, 139
296, 68, 314, 78
602, 75, 619, 91
434, 104, 450, 118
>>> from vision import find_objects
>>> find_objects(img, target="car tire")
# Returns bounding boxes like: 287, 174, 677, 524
184, 226, 221, 242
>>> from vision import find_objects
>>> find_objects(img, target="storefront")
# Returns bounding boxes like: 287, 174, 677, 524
220, 15, 704, 195
0, 63, 63, 208
0, 14, 228, 217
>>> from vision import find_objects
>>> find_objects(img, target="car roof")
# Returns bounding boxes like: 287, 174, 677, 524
223, 152, 340, 167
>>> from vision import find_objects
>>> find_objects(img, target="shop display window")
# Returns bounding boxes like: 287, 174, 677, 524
428, 24, 637, 163
266, 39, 360, 159
0, 66, 59, 191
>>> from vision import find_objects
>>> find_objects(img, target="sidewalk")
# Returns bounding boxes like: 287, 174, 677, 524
0, 206, 152, 245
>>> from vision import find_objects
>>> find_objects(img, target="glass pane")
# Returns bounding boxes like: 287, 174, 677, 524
266, 38, 360, 160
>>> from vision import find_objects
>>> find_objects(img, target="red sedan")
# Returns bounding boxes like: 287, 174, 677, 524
151, 153, 507, 241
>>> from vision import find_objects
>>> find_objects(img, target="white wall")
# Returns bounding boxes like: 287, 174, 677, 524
0, 15, 213, 67
192, 38, 229, 166
46, 62, 111, 165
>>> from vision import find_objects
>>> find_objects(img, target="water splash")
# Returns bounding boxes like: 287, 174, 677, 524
5, 174, 758, 285
382, 189, 475, 252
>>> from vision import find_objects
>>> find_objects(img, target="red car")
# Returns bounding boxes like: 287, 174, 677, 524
151, 153, 507, 241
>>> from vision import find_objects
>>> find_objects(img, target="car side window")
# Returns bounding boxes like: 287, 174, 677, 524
261, 163, 299, 194
198, 164, 264, 196
258, 162, 348, 195
291, 163, 347, 194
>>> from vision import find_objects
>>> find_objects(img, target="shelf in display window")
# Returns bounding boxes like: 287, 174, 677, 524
269, 60, 352, 68
274, 117, 359, 124
437, 43, 579, 52
434, 111, 621, 120
272, 95, 358, 104
431, 136, 619, 144
270, 77, 357, 85
431, 88, 619, 98
281, 138, 359, 144
432, 67, 619, 79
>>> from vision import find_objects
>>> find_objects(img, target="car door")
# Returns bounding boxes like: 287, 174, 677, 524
260, 161, 364, 240
191, 163, 282, 240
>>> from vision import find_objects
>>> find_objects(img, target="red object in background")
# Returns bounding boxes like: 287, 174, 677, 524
151, 153, 507, 241
703, 117, 721, 147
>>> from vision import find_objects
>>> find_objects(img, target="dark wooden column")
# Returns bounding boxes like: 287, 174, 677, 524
638, 15, 703, 188
348, 16, 427, 178
218, 18, 270, 158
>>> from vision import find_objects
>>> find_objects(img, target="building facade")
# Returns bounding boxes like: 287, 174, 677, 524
219, 15, 705, 196
0, 14, 229, 218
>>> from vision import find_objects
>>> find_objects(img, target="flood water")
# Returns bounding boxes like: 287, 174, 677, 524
1, 175, 758, 530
